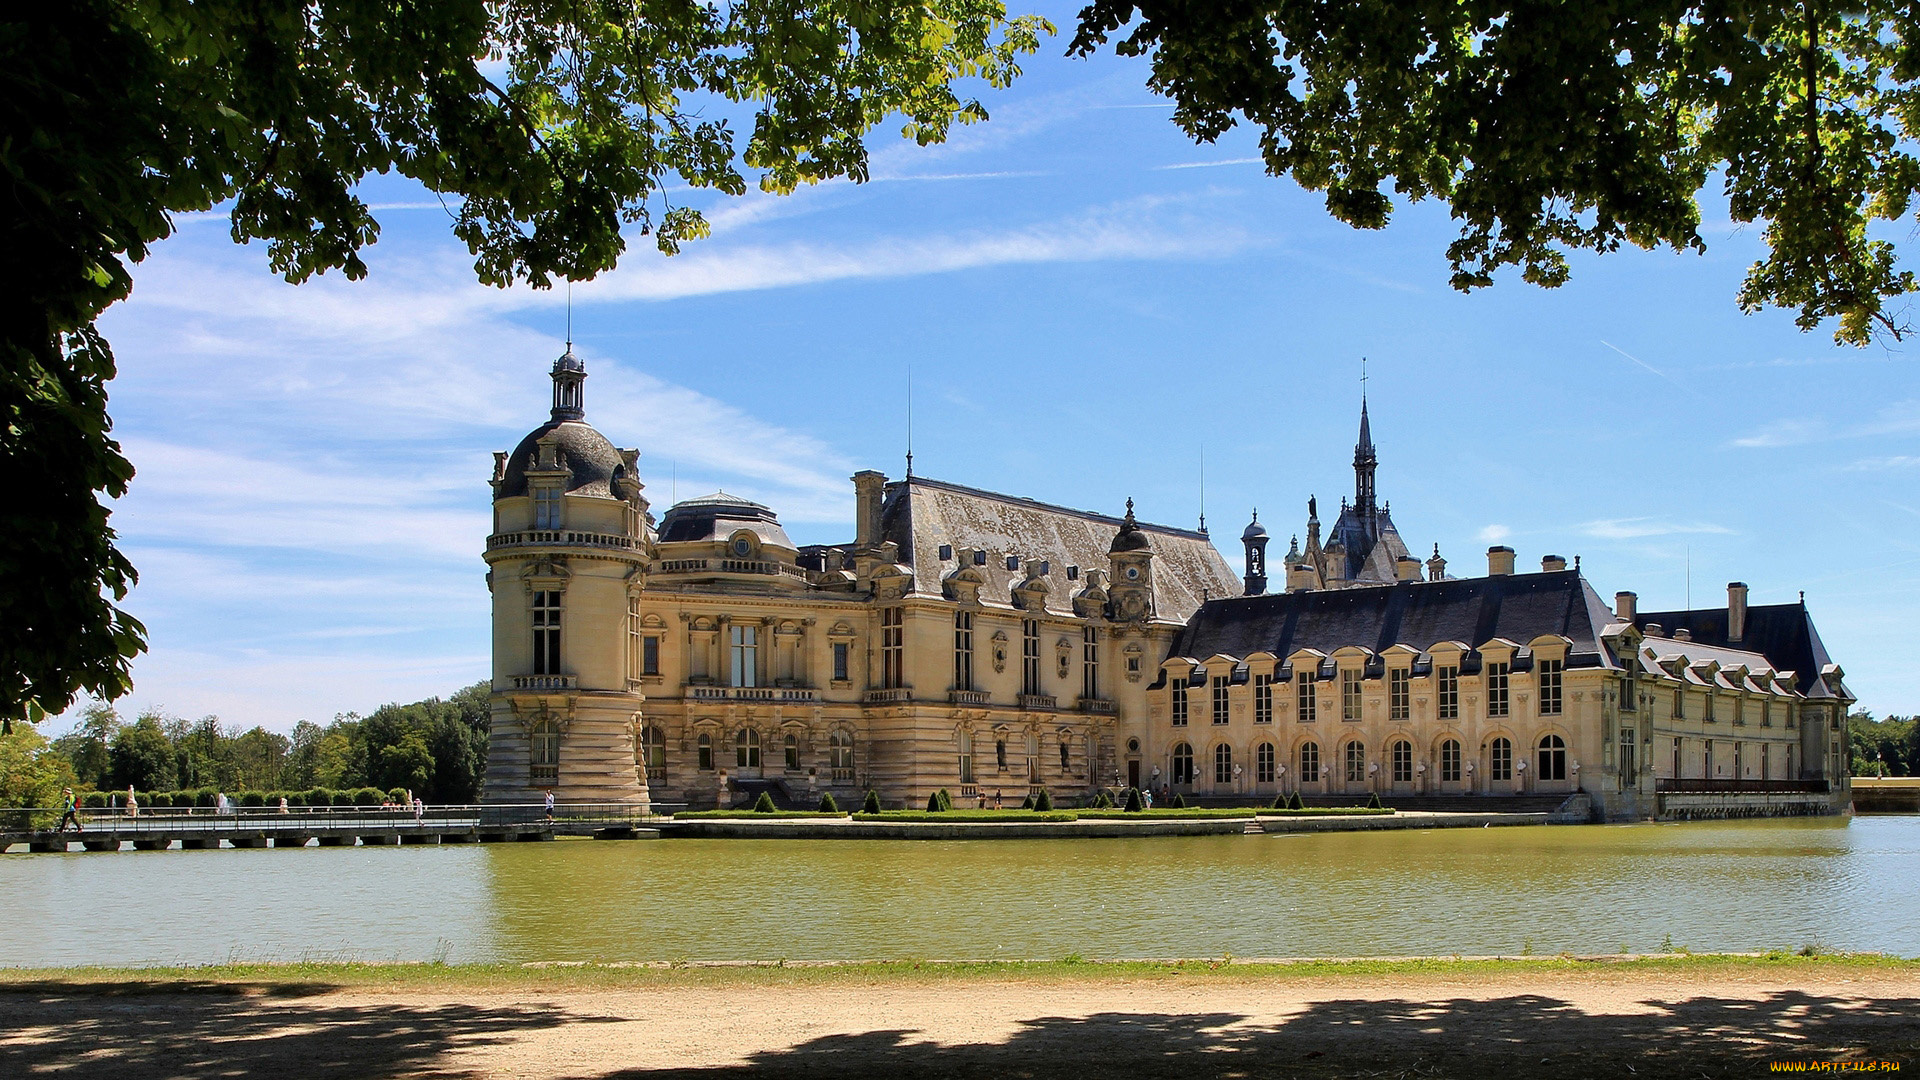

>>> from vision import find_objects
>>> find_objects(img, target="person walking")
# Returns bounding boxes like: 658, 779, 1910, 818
58, 788, 83, 833
544, 788, 556, 823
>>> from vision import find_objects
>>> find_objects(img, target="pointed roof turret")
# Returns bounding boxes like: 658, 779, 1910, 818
1109, 497, 1153, 553
551, 347, 587, 422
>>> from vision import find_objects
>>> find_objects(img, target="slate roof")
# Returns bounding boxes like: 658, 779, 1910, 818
658, 492, 795, 549
1634, 603, 1849, 700
878, 476, 1241, 621
1166, 569, 1622, 672
497, 420, 624, 499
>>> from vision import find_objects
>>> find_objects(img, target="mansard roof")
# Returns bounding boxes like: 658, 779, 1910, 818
1634, 602, 1848, 700
658, 491, 794, 549
1168, 569, 1622, 670
879, 476, 1240, 621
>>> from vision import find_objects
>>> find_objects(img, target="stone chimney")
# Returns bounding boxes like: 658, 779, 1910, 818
1673, 627, 1692, 642
852, 470, 887, 550
1487, 546, 1515, 576
1396, 555, 1421, 581
1645, 623, 1665, 638
1728, 582, 1749, 643
1615, 591, 1637, 622
1286, 562, 1317, 592
1541, 554, 1567, 572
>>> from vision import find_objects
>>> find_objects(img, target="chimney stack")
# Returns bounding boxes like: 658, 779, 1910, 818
1728, 582, 1749, 643
1396, 555, 1421, 581
1541, 554, 1567, 572
852, 470, 887, 549
1286, 562, 1317, 592
1615, 591, 1637, 622
1487, 546, 1515, 576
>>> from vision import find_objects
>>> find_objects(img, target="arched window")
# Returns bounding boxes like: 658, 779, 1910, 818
697, 733, 714, 771
530, 721, 559, 785
1170, 742, 1194, 785
1390, 739, 1413, 783
784, 733, 800, 771
736, 728, 761, 768
639, 726, 665, 778
1214, 743, 1233, 784
829, 731, 855, 780
1489, 737, 1512, 781
1299, 740, 1320, 781
1440, 739, 1461, 783
1344, 740, 1366, 783
1256, 742, 1276, 784
1537, 734, 1567, 781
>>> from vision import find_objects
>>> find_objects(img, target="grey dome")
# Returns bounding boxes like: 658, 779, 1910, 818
1242, 513, 1268, 541
497, 420, 623, 499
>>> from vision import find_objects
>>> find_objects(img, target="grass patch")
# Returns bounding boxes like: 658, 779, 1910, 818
672, 810, 850, 819
1255, 806, 1396, 817
1, 953, 1912, 993
1076, 807, 1269, 819
849, 811, 1081, 823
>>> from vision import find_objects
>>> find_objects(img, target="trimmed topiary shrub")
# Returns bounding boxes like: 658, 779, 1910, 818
239, 792, 265, 808
146, 792, 172, 809
1020, 793, 1035, 810
862, 790, 882, 814
818, 792, 840, 813
1095, 790, 1115, 808
1033, 788, 1053, 812
82, 791, 109, 809
1366, 791, 1384, 809
333, 790, 358, 806
195, 789, 219, 808
925, 791, 944, 812
1272, 791, 1289, 809
352, 787, 382, 806
937, 788, 953, 811
1123, 787, 1144, 812
1170, 793, 1187, 809
1290, 791, 1306, 810
753, 791, 778, 813
389, 788, 409, 804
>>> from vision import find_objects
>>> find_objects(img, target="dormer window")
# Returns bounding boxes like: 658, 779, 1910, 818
732, 536, 753, 557
534, 486, 562, 529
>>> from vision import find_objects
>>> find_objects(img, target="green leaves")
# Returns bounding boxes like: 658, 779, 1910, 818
2, 0, 1045, 729
1074, 0, 1920, 345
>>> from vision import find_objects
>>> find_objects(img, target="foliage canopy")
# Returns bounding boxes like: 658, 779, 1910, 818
1072, 0, 1920, 344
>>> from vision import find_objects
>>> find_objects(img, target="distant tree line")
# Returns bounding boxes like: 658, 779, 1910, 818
0, 683, 488, 808
1850, 712, 1920, 777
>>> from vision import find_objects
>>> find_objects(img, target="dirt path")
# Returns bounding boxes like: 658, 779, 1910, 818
4, 967, 1916, 1079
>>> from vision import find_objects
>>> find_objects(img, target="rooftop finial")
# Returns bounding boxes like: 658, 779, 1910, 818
550, 344, 586, 422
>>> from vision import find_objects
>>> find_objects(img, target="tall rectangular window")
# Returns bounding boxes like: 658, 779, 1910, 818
1441, 740, 1461, 782
1620, 728, 1637, 778
1082, 627, 1099, 700
1021, 619, 1041, 696
1490, 737, 1512, 781
1486, 661, 1510, 718
1538, 658, 1563, 716
626, 597, 642, 680
958, 731, 974, 785
832, 642, 850, 682
729, 624, 758, 688
533, 486, 562, 529
1341, 669, 1362, 721
1299, 740, 1319, 779
881, 608, 904, 689
642, 636, 659, 676
1621, 664, 1639, 712
1734, 696, 1746, 726
954, 611, 974, 692
1704, 692, 1716, 723
531, 590, 561, 675
1762, 699, 1772, 727
1673, 688, 1686, 719
1212, 676, 1230, 724
1256, 742, 1276, 783
1253, 673, 1273, 724
1171, 678, 1188, 726
1388, 668, 1410, 721
1437, 665, 1459, 720
1297, 673, 1316, 723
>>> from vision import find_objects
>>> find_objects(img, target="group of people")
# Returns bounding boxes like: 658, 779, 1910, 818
53, 787, 428, 831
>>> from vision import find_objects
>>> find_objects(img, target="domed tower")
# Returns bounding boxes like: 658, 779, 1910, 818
482, 349, 653, 808
1241, 510, 1269, 596
1107, 499, 1156, 623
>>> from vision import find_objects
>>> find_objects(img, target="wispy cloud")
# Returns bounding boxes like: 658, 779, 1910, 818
1579, 518, 1734, 540
1730, 399, 1920, 448
1477, 524, 1511, 543
1847, 455, 1920, 471
1157, 157, 1264, 171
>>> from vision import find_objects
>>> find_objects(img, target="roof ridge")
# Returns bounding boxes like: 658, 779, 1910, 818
896, 475, 1213, 540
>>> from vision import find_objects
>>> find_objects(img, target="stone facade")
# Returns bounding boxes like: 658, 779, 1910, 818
483, 354, 1853, 819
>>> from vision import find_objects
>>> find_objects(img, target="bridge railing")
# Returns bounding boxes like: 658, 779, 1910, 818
0, 802, 677, 836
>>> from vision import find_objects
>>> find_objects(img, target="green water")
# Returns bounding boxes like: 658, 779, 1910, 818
4, 818, 1915, 967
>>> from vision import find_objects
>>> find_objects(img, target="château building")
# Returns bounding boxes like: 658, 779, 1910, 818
482, 353, 1853, 820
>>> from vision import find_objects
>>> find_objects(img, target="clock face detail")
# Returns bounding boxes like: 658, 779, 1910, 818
1125, 566, 1140, 581
733, 537, 752, 556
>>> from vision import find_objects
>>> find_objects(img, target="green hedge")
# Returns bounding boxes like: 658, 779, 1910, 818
851, 810, 1081, 823
674, 810, 850, 819
1256, 806, 1395, 817
1077, 807, 1267, 819
81, 792, 110, 809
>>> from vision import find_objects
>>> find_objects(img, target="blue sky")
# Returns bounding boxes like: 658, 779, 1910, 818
58, 10, 1920, 733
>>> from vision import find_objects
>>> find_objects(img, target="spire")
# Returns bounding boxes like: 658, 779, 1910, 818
550, 347, 586, 421
1352, 379, 1378, 522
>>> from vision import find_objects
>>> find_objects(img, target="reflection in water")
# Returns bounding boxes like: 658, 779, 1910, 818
3, 818, 1915, 967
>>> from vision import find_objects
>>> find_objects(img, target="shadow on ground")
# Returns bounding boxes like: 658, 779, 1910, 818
1, 983, 1914, 1079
